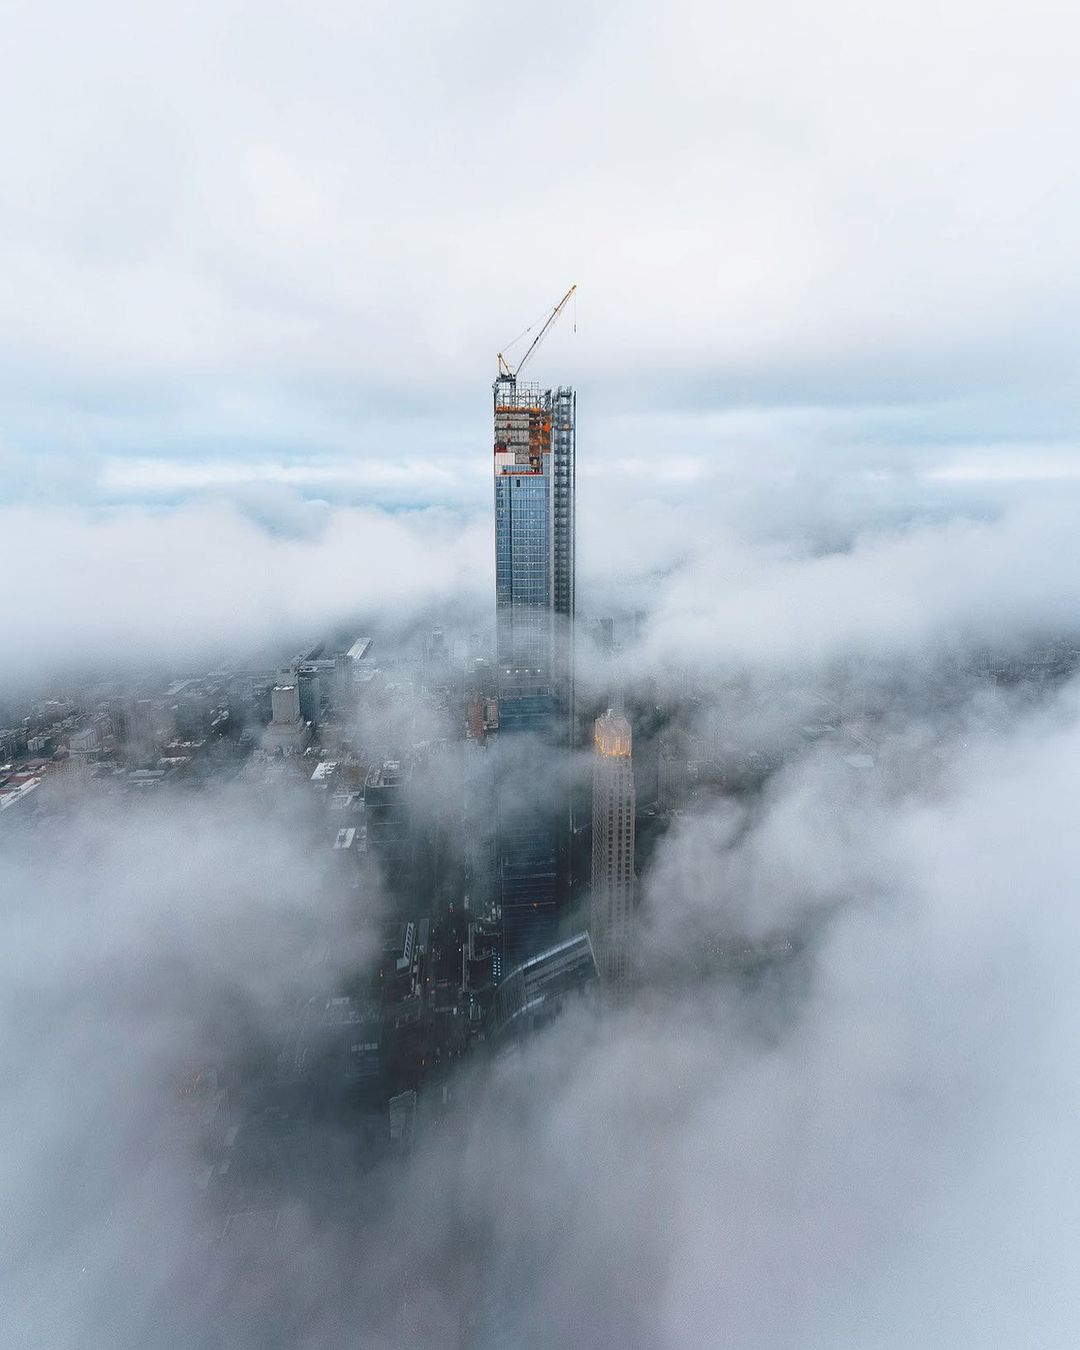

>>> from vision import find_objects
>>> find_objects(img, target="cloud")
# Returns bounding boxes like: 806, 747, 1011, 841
31, 671, 1080, 1345
0, 499, 489, 680
627, 498, 1080, 675
2, 785, 384, 1348
5, 576, 1080, 1347
5, 462, 1079, 688
4, 0, 1080, 507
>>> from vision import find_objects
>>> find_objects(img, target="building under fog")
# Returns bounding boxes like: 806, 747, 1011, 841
590, 711, 635, 1003
487, 930, 597, 1045
296, 665, 321, 726
365, 758, 415, 915
334, 637, 372, 711
263, 682, 310, 752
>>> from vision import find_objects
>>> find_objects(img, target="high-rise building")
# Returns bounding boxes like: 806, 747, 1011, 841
271, 683, 301, 725
365, 758, 416, 918
591, 711, 635, 1003
333, 637, 372, 712
264, 682, 310, 752
493, 378, 575, 717
297, 665, 321, 726
493, 372, 576, 968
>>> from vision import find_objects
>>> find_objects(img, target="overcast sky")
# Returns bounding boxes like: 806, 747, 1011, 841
4, 0, 1080, 674
4, 0, 1080, 509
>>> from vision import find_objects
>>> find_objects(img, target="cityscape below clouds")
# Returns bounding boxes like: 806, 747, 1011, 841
4, 2, 1080, 1347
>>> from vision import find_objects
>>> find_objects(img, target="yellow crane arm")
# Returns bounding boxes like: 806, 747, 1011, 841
497, 284, 576, 380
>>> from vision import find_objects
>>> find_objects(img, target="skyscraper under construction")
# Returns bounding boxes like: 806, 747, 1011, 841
492, 288, 576, 969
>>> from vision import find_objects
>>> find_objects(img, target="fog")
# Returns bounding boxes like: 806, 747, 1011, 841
7, 467, 1080, 688
5, 650, 1080, 1347
0, 500, 488, 682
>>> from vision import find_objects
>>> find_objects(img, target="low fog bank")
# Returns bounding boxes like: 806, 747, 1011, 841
617, 497, 1080, 677
0, 500, 490, 685
5, 456, 1080, 1348
5, 668, 1080, 1347
2, 786, 383, 1348
7, 467, 1080, 689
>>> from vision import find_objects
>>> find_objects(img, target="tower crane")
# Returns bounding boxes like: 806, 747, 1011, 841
497, 284, 576, 382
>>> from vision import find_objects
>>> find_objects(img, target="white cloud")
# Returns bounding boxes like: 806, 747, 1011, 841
0, 501, 489, 678
3, 0, 1080, 496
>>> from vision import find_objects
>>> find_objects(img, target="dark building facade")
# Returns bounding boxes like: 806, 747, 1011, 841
364, 759, 415, 917
486, 931, 598, 1045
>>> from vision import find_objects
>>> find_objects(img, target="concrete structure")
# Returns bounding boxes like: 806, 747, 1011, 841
334, 638, 373, 711
388, 1090, 417, 1148
365, 759, 415, 914
0, 774, 42, 829
310, 760, 338, 789
591, 711, 635, 1004
69, 726, 99, 755
493, 372, 576, 969
263, 683, 309, 753
297, 666, 321, 726
346, 637, 372, 663
271, 683, 300, 725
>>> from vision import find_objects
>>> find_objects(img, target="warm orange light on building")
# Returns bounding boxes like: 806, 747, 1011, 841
594, 713, 632, 758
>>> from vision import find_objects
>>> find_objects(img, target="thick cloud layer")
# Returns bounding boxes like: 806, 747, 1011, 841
0, 499, 488, 680
2, 788, 382, 1347
636, 497, 1080, 674
5, 674, 1080, 1348
6, 481, 1080, 689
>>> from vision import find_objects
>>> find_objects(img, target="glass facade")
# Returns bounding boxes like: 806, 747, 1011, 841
493, 376, 575, 969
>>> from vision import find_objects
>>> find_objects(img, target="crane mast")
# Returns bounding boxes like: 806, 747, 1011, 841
497, 284, 576, 384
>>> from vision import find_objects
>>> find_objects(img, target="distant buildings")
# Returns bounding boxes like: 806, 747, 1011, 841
296, 665, 321, 726
422, 627, 450, 692
68, 725, 99, 756
590, 711, 635, 1004
0, 769, 43, 828
334, 637, 372, 712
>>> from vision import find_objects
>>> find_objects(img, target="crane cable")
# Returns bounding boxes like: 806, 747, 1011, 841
500, 300, 559, 360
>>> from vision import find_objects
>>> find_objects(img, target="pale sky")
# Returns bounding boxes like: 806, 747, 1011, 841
3, 0, 1080, 507
4, 0, 1080, 672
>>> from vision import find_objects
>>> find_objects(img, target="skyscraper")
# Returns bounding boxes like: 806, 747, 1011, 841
591, 711, 635, 1003
493, 372, 576, 968
493, 377, 575, 720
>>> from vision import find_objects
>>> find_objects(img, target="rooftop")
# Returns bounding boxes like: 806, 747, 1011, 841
345, 638, 372, 662
595, 711, 632, 758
